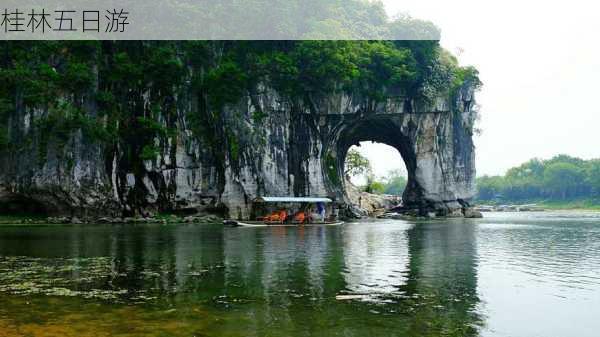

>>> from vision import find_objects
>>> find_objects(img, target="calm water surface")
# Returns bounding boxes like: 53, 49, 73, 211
1, 211, 600, 337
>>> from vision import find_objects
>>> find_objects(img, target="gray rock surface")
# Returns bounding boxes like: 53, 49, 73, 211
0, 78, 478, 219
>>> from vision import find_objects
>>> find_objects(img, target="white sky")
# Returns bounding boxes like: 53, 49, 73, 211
358, 0, 600, 177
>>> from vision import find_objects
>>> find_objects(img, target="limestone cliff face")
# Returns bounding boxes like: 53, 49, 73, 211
0, 81, 477, 218
217, 82, 479, 219
317, 84, 478, 216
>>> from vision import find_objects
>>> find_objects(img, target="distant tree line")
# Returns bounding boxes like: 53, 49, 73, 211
477, 155, 600, 202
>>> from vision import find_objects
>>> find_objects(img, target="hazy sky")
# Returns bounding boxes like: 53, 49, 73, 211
354, 0, 600, 179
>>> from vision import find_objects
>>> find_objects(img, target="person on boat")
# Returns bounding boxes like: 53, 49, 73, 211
263, 212, 275, 222
264, 209, 287, 223
316, 202, 326, 221
308, 207, 321, 223
279, 209, 288, 223
330, 203, 339, 221
293, 211, 306, 224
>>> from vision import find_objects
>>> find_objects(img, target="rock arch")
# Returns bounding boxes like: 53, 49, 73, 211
328, 115, 417, 207
310, 87, 478, 217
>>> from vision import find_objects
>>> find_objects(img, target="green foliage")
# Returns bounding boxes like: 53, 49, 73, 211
344, 149, 371, 178
61, 62, 95, 93
124, 117, 167, 162
364, 177, 385, 194
140, 144, 159, 161
109, 52, 143, 87
361, 169, 407, 195
477, 155, 600, 202
205, 61, 249, 108
33, 101, 109, 161
293, 41, 360, 94
227, 131, 240, 162
135, 117, 168, 138
420, 49, 482, 100
353, 41, 416, 102
251, 109, 268, 123
455, 66, 481, 89
326, 152, 340, 185
543, 162, 585, 198
476, 175, 506, 200
585, 159, 600, 190
145, 45, 185, 93
382, 169, 407, 196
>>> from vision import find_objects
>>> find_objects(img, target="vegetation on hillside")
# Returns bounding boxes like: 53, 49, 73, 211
0, 39, 479, 163
477, 155, 600, 205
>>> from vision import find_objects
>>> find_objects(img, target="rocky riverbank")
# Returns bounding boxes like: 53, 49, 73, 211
474, 204, 546, 212
344, 179, 401, 217
378, 206, 483, 220
343, 179, 484, 220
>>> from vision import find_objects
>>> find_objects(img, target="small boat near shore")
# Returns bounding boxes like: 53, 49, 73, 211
224, 196, 343, 227
224, 220, 344, 227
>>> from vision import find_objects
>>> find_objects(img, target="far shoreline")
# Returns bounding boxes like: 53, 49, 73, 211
476, 201, 600, 213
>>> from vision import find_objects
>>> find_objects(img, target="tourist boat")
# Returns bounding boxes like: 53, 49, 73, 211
224, 220, 344, 227
223, 196, 344, 227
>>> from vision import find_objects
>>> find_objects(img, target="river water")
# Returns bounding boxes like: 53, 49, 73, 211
1, 211, 599, 337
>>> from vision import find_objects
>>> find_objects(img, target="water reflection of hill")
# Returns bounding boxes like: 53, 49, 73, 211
0, 221, 484, 336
